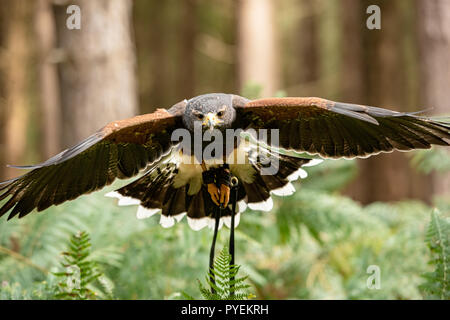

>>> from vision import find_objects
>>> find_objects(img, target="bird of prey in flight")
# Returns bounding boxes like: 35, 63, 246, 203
0, 93, 449, 230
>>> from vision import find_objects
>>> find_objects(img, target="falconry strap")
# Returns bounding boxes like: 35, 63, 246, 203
208, 175, 238, 294
201, 160, 238, 294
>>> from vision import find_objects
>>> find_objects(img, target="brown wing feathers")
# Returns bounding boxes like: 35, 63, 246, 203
0, 108, 181, 220
239, 97, 450, 158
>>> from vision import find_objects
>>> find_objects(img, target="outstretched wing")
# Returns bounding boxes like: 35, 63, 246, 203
234, 97, 450, 158
0, 104, 186, 220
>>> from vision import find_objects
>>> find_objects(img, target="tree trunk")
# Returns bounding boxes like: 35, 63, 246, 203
0, 1, 7, 180
35, 0, 62, 158
53, 0, 138, 147
2, 0, 30, 179
298, 0, 319, 85
285, 0, 320, 97
340, 0, 365, 104
176, 0, 196, 102
343, 0, 431, 203
417, 0, 450, 197
237, 0, 280, 97
134, 0, 169, 113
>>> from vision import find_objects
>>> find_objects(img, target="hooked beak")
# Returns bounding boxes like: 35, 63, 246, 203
202, 113, 221, 130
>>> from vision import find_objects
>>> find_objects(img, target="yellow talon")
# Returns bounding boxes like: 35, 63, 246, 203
207, 183, 230, 207
219, 184, 230, 208
207, 183, 220, 206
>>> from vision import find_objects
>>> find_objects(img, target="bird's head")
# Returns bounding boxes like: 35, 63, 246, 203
183, 93, 236, 132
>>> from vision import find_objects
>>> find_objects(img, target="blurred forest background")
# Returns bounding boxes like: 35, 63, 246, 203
0, 0, 449, 300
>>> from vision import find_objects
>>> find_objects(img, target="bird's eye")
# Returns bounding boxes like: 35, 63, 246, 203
217, 111, 224, 117
197, 114, 204, 120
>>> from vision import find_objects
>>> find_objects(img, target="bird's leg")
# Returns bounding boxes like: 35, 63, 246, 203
202, 164, 220, 206
202, 163, 232, 208
219, 184, 230, 208
206, 183, 220, 206
216, 164, 231, 208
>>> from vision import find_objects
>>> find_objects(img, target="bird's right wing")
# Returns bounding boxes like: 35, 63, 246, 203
0, 105, 186, 220
234, 97, 450, 159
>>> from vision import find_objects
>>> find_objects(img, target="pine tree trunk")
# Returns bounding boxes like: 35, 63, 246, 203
343, 0, 431, 203
177, 0, 196, 102
417, 0, 450, 197
0, 1, 7, 180
2, 0, 30, 179
35, 0, 62, 158
340, 0, 364, 104
237, 0, 280, 96
134, 0, 169, 113
289, 0, 320, 97
53, 0, 138, 147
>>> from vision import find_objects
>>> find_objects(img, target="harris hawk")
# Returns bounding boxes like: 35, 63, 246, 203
0, 93, 449, 229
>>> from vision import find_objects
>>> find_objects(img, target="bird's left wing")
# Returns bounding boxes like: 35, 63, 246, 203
234, 97, 450, 159
0, 106, 185, 220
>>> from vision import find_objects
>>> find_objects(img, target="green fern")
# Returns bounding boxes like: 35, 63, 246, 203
184, 247, 253, 300
420, 209, 449, 300
0, 280, 55, 299
52, 231, 103, 300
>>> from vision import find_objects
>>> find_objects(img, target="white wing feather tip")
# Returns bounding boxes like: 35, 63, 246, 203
187, 217, 209, 231
248, 197, 273, 212
105, 191, 121, 198
160, 215, 175, 228
105, 191, 140, 206
136, 206, 160, 219
223, 212, 241, 229
287, 168, 308, 181
174, 212, 186, 222
271, 182, 296, 196
303, 159, 324, 167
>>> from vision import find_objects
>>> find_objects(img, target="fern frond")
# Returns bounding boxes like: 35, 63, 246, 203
52, 231, 105, 300
420, 209, 449, 300
182, 246, 254, 300
201, 246, 253, 300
